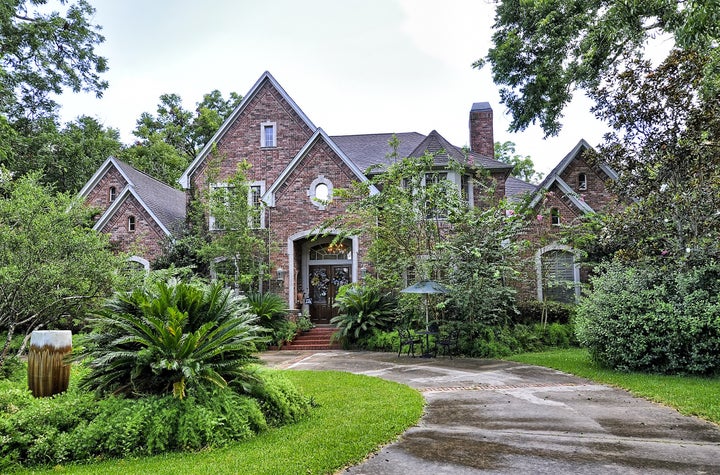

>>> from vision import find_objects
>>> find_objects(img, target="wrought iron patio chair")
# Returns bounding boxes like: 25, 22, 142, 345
436, 329, 459, 359
397, 328, 423, 357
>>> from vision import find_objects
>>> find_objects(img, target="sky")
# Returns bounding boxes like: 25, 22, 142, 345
55, 0, 609, 176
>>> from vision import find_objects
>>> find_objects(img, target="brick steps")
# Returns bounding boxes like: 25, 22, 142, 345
281, 326, 341, 350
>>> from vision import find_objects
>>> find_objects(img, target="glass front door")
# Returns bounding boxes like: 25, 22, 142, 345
309, 265, 350, 324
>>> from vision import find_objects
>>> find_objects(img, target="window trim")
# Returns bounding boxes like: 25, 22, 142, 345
109, 186, 117, 203
248, 180, 266, 229
535, 243, 580, 302
578, 172, 587, 191
550, 207, 561, 226
260, 121, 276, 148
308, 175, 333, 210
127, 215, 136, 232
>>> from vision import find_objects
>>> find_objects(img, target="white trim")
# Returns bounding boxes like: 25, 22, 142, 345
308, 175, 333, 210
260, 121, 276, 148
93, 186, 172, 236
535, 243, 581, 302
263, 128, 379, 207
128, 256, 150, 271
249, 180, 266, 228
179, 71, 317, 189
286, 229, 359, 309
78, 157, 133, 198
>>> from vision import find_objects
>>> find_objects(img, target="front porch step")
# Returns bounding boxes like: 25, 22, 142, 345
281, 326, 341, 350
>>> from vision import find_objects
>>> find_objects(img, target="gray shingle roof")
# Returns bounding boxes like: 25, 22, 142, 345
114, 160, 187, 234
505, 176, 537, 201
330, 130, 511, 173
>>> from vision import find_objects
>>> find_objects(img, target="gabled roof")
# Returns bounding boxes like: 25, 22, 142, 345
80, 157, 186, 236
263, 128, 379, 207
179, 71, 317, 188
505, 176, 538, 202
529, 139, 617, 211
330, 132, 425, 172
331, 129, 512, 175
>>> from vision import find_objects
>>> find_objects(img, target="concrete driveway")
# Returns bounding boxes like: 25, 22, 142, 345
260, 350, 720, 474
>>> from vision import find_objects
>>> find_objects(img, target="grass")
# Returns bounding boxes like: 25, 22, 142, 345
506, 348, 720, 425
15, 370, 424, 475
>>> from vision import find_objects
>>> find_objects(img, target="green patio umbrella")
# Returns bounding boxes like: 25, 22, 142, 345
400, 280, 450, 330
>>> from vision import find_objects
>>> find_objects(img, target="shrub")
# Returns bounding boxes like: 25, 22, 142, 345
331, 284, 397, 341
514, 300, 576, 325
75, 279, 264, 399
245, 292, 291, 347
576, 261, 720, 375
0, 366, 309, 470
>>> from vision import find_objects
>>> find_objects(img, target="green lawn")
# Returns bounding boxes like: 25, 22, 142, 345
15, 370, 424, 475
506, 348, 720, 424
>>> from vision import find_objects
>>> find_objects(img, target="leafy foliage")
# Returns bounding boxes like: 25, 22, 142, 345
75, 279, 264, 398
479, 0, 720, 135
0, 364, 309, 470
0, 0, 108, 120
331, 285, 397, 341
0, 172, 122, 370
575, 262, 720, 375
494, 140, 543, 183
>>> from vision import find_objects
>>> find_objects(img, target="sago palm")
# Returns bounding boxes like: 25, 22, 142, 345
76, 279, 264, 399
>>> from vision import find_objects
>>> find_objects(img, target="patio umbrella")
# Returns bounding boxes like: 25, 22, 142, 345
400, 280, 450, 330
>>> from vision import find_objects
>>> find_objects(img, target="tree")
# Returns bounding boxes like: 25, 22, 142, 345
587, 49, 720, 266
0, 0, 108, 120
478, 0, 720, 136
0, 171, 124, 371
6, 115, 121, 193
120, 90, 241, 185
494, 140, 543, 183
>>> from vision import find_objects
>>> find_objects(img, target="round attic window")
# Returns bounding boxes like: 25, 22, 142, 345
308, 175, 333, 209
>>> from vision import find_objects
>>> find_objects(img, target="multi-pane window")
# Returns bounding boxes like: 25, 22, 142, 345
127, 215, 136, 232
249, 184, 263, 229
109, 186, 116, 203
541, 249, 576, 303
424, 172, 449, 219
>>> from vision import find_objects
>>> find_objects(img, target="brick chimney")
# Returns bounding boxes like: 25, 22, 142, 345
469, 102, 494, 157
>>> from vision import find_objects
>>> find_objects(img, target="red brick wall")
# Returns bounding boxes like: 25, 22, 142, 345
558, 154, 616, 213
97, 196, 166, 263
469, 107, 494, 158
190, 80, 315, 192
84, 167, 128, 217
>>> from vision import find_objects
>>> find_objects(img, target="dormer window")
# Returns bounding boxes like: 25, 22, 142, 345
109, 186, 116, 203
578, 173, 587, 191
127, 215, 136, 232
260, 121, 276, 148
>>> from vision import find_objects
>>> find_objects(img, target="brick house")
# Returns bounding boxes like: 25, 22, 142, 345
514, 140, 619, 303
79, 157, 186, 268
82, 71, 617, 321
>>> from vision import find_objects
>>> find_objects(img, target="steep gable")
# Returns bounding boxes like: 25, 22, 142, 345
179, 71, 317, 190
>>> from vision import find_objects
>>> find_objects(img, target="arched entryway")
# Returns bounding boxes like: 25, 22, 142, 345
288, 232, 358, 324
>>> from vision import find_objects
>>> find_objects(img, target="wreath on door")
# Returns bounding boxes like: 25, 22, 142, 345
310, 269, 330, 297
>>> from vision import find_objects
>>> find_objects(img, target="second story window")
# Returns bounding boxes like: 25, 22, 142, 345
578, 173, 587, 191
109, 186, 116, 203
260, 121, 276, 148
551, 207, 560, 226
127, 215, 136, 232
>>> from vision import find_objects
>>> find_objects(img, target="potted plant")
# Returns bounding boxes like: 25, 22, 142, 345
297, 312, 314, 333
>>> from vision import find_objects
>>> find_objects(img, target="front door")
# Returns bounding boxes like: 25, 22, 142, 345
309, 265, 350, 324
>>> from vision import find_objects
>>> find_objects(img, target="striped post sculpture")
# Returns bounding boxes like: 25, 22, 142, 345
28, 330, 72, 398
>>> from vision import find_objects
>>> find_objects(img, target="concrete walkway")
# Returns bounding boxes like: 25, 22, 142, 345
260, 350, 720, 474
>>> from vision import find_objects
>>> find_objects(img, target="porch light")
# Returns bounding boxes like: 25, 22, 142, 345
276, 268, 286, 282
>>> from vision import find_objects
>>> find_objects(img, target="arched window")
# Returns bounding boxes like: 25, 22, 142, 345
109, 186, 116, 203
578, 173, 587, 191
127, 215, 136, 232
535, 245, 580, 303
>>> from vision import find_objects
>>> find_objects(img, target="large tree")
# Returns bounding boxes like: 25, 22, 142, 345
0, 0, 108, 120
121, 91, 241, 185
478, 0, 720, 136
494, 140, 543, 183
0, 171, 124, 370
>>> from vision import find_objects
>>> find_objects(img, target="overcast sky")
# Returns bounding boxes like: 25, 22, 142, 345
56, 0, 608, 175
